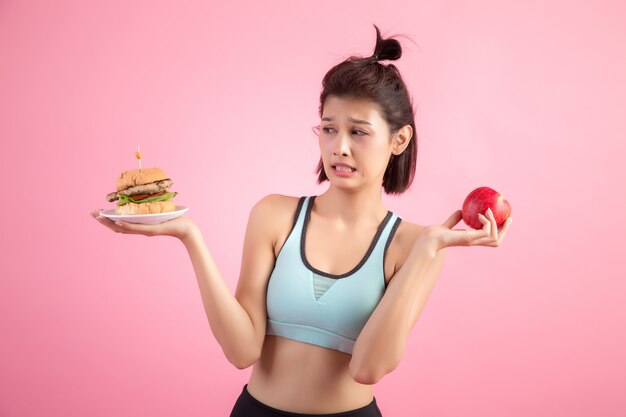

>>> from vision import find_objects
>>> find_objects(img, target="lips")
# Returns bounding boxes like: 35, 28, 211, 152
332, 163, 356, 172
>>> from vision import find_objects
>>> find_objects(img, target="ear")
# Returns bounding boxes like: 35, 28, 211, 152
391, 125, 413, 156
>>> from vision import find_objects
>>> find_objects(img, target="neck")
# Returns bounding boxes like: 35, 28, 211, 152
313, 187, 388, 229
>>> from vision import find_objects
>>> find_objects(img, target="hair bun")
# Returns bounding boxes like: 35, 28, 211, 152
371, 24, 402, 61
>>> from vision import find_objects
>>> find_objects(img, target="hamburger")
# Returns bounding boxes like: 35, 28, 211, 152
106, 167, 178, 215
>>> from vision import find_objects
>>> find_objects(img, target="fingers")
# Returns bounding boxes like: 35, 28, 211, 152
441, 227, 490, 247
91, 209, 137, 234
114, 221, 158, 236
92, 212, 122, 231
478, 212, 492, 237
90, 209, 166, 237
475, 213, 513, 247
495, 216, 513, 245
474, 210, 497, 246
442, 209, 513, 248
484, 208, 498, 240
442, 210, 462, 229
91, 209, 106, 224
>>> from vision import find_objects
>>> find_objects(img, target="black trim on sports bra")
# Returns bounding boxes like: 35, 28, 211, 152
383, 216, 403, 289
274, 196, 307, 260
300, 195, 393, 279
290, 196, 307, 236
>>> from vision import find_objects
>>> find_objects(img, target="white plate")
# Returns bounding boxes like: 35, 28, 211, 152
99, 205, 189, 224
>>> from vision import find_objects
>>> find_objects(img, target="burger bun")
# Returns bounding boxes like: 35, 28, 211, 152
115, 200, 176, 215
116, 168, 169, 192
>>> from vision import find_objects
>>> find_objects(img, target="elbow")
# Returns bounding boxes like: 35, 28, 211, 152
231, 358, 254, 370
349, 359, 393, 385
349, 349, 403, 385
350, 367, 383, 385
232, 360, 255, 370
230, 355, 259, 370
226, 348, 261, 370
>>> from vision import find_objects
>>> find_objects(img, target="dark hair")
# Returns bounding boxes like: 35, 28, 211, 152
315, 24, 417, 195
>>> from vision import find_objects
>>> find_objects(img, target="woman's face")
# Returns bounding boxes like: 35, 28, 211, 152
319, 95, 396, 190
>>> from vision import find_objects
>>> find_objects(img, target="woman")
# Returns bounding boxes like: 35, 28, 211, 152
91, 25, 512, 417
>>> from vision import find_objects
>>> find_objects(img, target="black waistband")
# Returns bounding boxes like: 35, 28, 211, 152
238, 384, 381, 417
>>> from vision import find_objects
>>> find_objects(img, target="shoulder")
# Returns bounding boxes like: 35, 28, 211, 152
250, 193, 302, 219
392, 218, 427, 250
388, 217, 445, 276
248, 193, 303, 242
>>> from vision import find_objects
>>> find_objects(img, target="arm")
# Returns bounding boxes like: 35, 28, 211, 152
180, 196, 277, 369
349, 232, 444, 384
93, 195, 283, 369
349, 207, 512, 384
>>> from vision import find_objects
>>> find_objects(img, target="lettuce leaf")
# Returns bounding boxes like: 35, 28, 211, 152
117, 192, 178, 206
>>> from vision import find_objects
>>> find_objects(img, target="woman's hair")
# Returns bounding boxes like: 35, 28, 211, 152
315, 24, 417, 195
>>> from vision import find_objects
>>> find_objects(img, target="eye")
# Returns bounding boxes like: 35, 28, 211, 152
322, 126, 336, 134
352, 130, 367, 136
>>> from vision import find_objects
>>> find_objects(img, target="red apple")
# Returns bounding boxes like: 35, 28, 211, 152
462, 187, 512, 230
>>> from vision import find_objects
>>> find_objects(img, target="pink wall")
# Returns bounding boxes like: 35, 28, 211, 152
1, 0, 625, 416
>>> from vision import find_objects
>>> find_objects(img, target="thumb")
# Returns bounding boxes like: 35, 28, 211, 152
442, 210, 462, 229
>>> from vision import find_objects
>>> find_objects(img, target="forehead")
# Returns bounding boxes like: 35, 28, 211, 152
321, 96, 384, 123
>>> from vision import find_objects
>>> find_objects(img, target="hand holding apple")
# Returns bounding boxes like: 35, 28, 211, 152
462, 186, 512, 230
421, 187, 513, 251
423, 206, 512, 251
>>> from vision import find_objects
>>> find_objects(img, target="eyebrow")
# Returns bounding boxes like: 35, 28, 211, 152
321, 116, 372, 126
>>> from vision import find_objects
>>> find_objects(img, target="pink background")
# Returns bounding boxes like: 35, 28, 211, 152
1, 0, 625, 416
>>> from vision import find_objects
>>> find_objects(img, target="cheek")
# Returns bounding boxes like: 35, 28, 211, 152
320, 141, 333, 159
372, 148, 394, 171
366, 141, 392, 158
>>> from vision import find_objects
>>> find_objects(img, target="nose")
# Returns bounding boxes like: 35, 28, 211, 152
332, 131, 351, 156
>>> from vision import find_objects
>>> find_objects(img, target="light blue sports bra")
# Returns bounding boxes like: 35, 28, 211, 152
265, 195, 402, 355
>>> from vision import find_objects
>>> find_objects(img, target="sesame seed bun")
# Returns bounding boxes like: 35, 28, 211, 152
116, 168, 169, 192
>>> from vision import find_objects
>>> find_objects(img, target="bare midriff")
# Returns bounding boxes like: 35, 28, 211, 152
246, 335, 374, 414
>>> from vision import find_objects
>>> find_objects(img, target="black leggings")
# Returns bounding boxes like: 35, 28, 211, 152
229, 384, 383, 417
